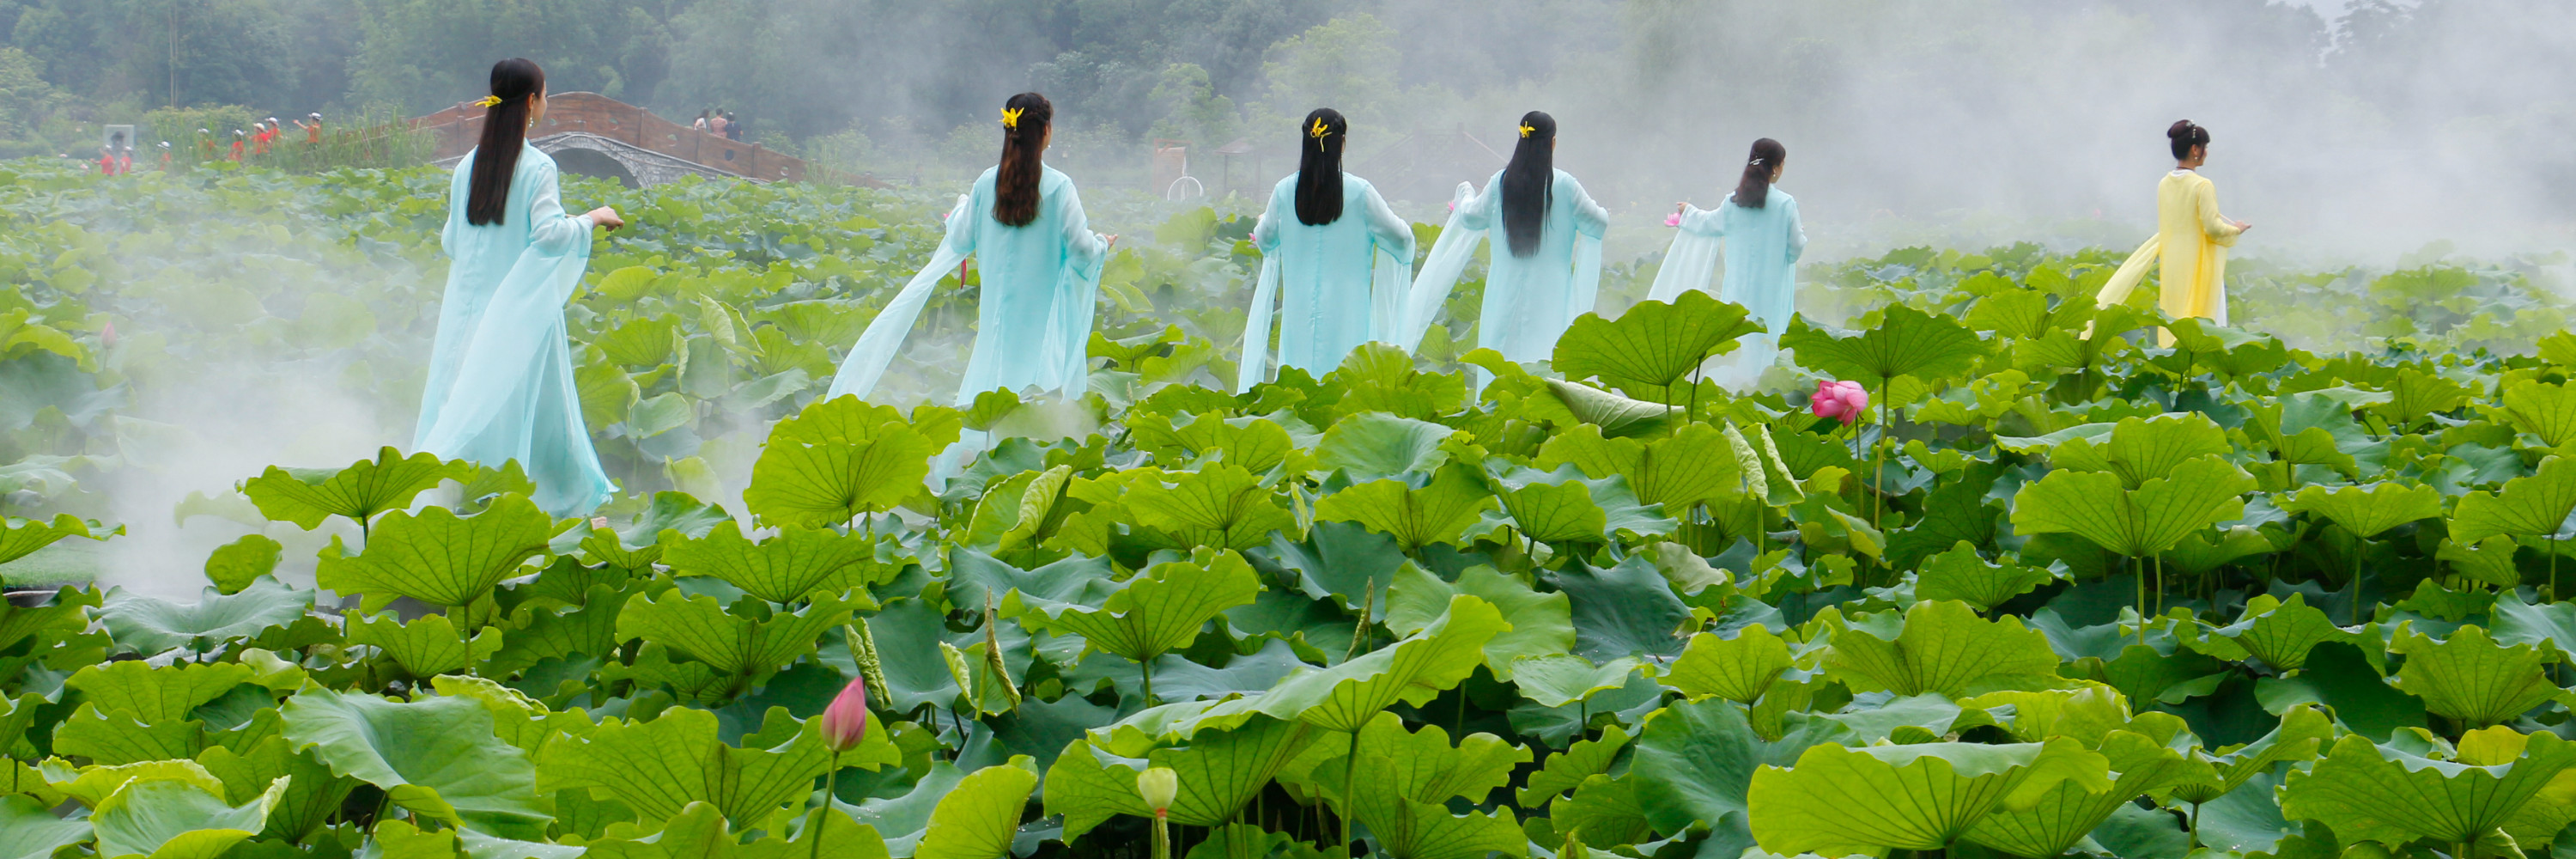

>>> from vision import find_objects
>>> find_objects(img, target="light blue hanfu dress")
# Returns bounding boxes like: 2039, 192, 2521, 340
1648, 188, 1807, 386
827, 165, 1109, 405
414, 144, 616, 517
1236, 173, 1416, 392
1400, 168, 1609, 366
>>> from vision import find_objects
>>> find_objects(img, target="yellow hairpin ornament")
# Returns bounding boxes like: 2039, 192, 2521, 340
1001, 107, 1024, 130
1309, 118, 1333, 140
1518, 123, 1536, 138
474, 95, 503, 108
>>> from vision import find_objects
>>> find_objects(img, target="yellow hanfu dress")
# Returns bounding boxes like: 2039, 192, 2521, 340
2092, 169, 2244, 344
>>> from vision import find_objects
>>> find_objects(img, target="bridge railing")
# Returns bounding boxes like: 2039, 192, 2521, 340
409, 93, 807, 183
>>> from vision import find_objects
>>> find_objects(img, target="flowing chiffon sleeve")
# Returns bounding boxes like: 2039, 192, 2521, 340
1359, 182, 1416, 343
1783, 196, 1807, 265
1040, 180, 1110, 397
1236, 188, 1297, 393
824, 192, 976, 400
2092, 235, 2163, 310
1564, 175, 1607, 323
1398, 181, 1487, 350
1648, 225, 1722, 305
2196, 179, 2242, 247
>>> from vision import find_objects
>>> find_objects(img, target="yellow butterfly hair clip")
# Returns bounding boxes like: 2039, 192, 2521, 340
474, 95, 503, 108
1518, 123, 1536, 138
1001, 107, 1024, 130
1309, 118, 1333, 140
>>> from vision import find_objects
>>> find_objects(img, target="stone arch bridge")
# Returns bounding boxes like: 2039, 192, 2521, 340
411, 93, 816, 188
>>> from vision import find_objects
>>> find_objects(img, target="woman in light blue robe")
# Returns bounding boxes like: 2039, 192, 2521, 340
1400, 111, 1609, 367
1649, 137, 1805, 386
828, 92, 1112, 405
415, 58, 623, 517
1236, 108, 1416, 392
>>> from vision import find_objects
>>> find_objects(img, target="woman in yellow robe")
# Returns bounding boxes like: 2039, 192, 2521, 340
2093, 120, 2251, 343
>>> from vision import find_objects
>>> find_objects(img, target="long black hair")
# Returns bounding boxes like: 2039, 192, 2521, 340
2167, 119, 2210, 161
1294, 108, 1348, 226
993, 93, 1053, 228
466, 58, 545, 227
1499, 112, 1556, 258
1732, 137, 1786, 209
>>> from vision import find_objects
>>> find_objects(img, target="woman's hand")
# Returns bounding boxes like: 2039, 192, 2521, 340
1103, 234, 1119, 248
2234, 219, 2252, 232
585, 207, 625, 231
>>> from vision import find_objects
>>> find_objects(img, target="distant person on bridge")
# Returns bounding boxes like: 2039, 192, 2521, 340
693, 109, 710, 132
2091, 119, 2251, 345
828, 91, 1116, 406
1235, 107, 1414, 392
708, 111, 728, 138
724, 112, 742, 141
414, 58, 628, 518
1402, 111, 1609, 372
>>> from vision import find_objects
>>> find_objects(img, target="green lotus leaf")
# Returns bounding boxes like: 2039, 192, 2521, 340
1009, 546, 1261, 672
1959, 731, 2195, 859
1537, 423, 1742, 512
996, 466, 1075, 554
2011, 304, 2150, 375
1546, 771, 1654, 847
1915, 544, 2061, 612
2389, 623, 2563, 728
536, 704, 892, 827
1301, 713, 1531, 859
835, 761, 967, 857
1965, 289, 2090, 339
1542, 380, 1677, 439
2499, 379, 2576, 448
314, 493, 557, 612
2159, 525, 2279, 576
1313, 412, 1457, 481
2190, 593, 2354, 671
346, 611, 501, 679
1510, 655, 1639, 710
587, 798, 890, 859
2163, 317, 2289, 378
945, 550, 1115, 616
2450, 455, 2576, 544
1781, 302, 1988, 387
1313, 462, 1499, 555
1747, 738, 2111, 856
1552, 290, 1763, 390
483, 582, 635, 678
575, 490, 730, 569
1658, 626, 1793, 704
1491, 465, 1674, 544
2251, 642, 2426, 741
2044, 413, 2233, 488
2369, 368, 2472, 430
277, 687, 547, 838
96, 577, 311, 656
2280, 732, 2576, 850
744, 396, 952, 528
239, 446, 465, 530
1133, 412, 1297, 475
200, 534, 281, 594
1544, 556, 1692, 661
2166, 704, 2334, 805
1216, 594, 1505, 734
1630, 697, 1855, 853
1127, 464, 1299, 551
1518, 724, 1631, 807
914, 757, 1041, 859
614, 588, 864, 684
662, 521, 877, 604
1045, 715, 1319, 838
194, 735, 355, 843
2281, 482, 2445, 539
1824, 600, 2062, 698
1320, 344, 1467, 423
90, 776, 285, 859
2488, 593, 2576, 655
0, 514, 119, 566
2243, 392, 2376, 481
1384, 564, 1571, 681
2009, 454, 2254, 557
0, 794, 91, 859
53, 661, 255, 765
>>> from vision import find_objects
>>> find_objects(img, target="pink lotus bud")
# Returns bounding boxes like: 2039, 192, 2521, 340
1664, 212, 1682, 228
817, 675, 869, 752
100, 321, 117, 348
1810, 380, 1868, 424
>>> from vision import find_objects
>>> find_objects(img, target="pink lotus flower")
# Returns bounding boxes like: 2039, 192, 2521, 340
1811, 380, 1868, 424
1664, 212, 1683, 228
100, 320, 117, 348
817, 675, 869, 752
